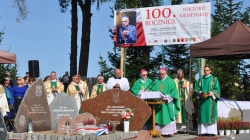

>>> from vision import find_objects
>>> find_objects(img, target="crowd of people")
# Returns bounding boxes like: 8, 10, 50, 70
0, 66, 221, 137
0, 71, 32, 131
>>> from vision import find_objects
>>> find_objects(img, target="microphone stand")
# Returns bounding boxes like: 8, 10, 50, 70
144, 81, 155, 91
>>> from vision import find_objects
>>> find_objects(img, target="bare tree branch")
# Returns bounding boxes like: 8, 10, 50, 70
13, 0, 29, 22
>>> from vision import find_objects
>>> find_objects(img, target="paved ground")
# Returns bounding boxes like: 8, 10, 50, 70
152, 131, 250, 140
153, 130, 197, 140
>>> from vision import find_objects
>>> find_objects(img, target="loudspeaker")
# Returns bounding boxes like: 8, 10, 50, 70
28, 60, 39, 78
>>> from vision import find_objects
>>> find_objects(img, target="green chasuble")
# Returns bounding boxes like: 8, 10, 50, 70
50, 82, 57, 88
131, 78, 153, 96
97, 84, 103, 95
194, 75, 221, 124
178, 80, 188, 123
74, 84, 82, 114
152, 76, 180, 125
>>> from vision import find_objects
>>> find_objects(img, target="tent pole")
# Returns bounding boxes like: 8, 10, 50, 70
188, 57, 192, 135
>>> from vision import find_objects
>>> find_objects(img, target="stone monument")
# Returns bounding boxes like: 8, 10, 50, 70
81, 89, 151, 131
0, 108, 7, 140
56, 115, 75, 134
50, 93, 78, 130
72, 112, 97, 128
14, 78, 52, 133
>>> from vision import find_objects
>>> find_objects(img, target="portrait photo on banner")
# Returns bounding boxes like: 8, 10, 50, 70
116, 11, 137, 45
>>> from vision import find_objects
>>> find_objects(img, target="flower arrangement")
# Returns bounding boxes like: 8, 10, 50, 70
121, 108, 134, 121
217, 121, 225, 130
83, 119, 94, 126
247, 122, 250, 130
224, 121, 231, 130
244, 122, 250, 130
238, 121, 245, 130
231, 121, 239, 130
218, 117, 226, 130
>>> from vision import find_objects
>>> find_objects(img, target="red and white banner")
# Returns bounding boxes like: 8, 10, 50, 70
114, 2, 211, 47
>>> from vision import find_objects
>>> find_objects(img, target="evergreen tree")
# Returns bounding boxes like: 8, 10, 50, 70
98, 55, 113, 81
207, 0, 249, 100
58, 0, 112, 77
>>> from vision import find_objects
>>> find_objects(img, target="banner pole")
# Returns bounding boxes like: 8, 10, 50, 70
124, 48, 127, 77
120, 47, 124, 77
161, 46, 165, 67
161, 0, 165, 68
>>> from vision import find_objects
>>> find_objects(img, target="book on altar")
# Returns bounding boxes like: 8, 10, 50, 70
138, 91, 173, 102
138, 91, 163, 99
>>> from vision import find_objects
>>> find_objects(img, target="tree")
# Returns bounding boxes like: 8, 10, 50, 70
0, 29, 4, 45
58, 0, 111, 77
77, 0, 92, 77
13, 0, 29, 22
58, 0, 78, 79
70, 0, 78, 78
98, 55, 113, 81
207, 0, 250, 100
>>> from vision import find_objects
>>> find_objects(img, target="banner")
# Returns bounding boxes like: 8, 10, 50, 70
114, 2, 211, 47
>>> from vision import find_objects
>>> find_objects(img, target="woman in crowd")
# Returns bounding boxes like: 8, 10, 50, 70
43, 76, 51, 82
23, 76, 29, 87
28, 77, 35, 86
13, 77, 28, 116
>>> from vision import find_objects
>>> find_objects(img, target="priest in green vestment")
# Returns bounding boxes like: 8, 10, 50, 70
44, 71, 64, 105
131, 69, 153, 96
152, 68, 180, 136
67, 75, 87, 113
194, 65, 221, 135
174, 69, 195, 132
90, 75, 106, 98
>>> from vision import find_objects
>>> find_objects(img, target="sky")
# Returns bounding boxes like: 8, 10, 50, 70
0, 0, 249, 79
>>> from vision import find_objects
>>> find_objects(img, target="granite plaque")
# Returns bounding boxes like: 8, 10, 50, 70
72, 113, 96, 128
81, 89, 151, 131
14, 78, 52, 133
0, 108, 7, 140
56, 115, 75, 134
50, 93, 78, 130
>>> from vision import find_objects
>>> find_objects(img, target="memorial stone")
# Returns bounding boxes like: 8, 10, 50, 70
50, 93, 78, 130
0, 108, 7, 140
72, 112, 96, 128
56, 115, 75, 134
14, 78, 52, 133
81, 89, 151, 131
